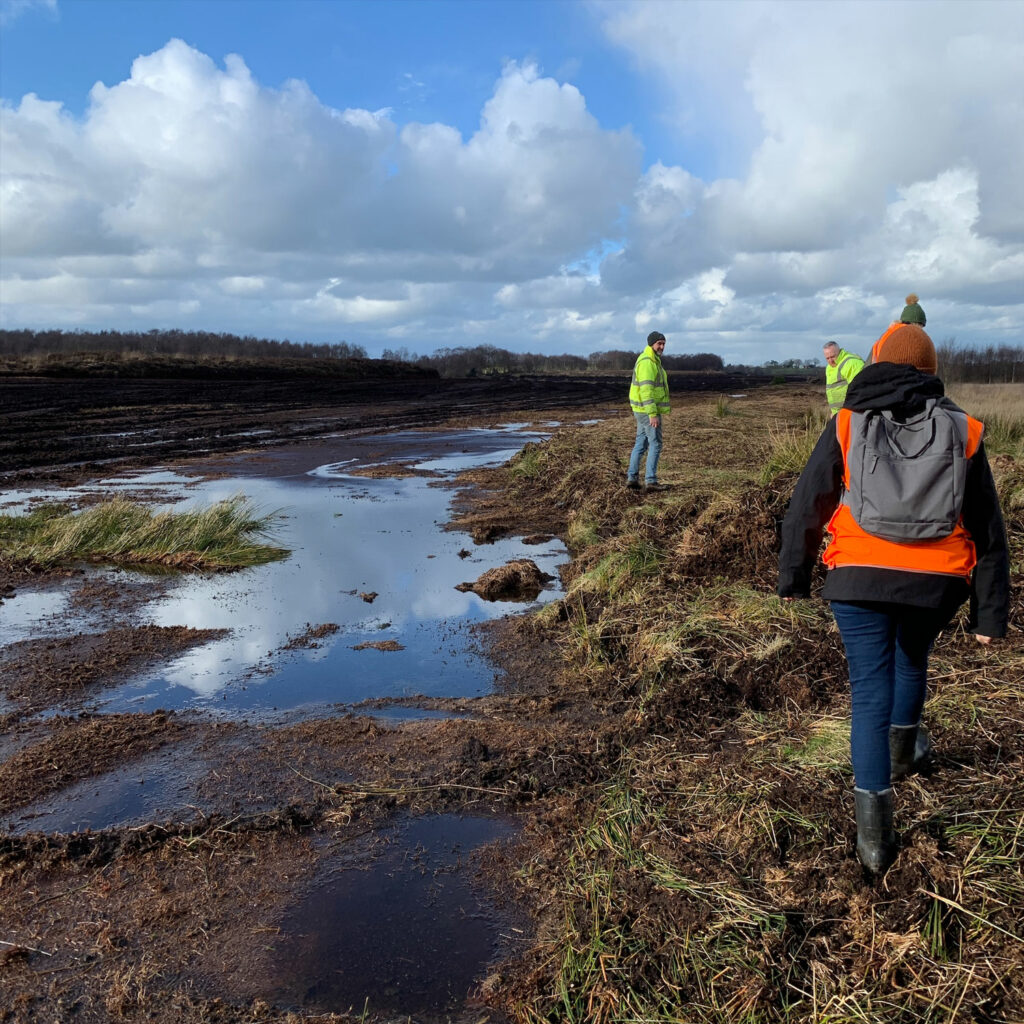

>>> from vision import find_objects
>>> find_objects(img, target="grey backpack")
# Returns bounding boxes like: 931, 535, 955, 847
845, 398, 973, 542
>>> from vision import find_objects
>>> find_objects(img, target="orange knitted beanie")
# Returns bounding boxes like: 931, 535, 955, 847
871, 322, 937, 375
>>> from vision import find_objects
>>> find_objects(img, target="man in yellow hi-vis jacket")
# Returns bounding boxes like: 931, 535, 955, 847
823, 340, 865, 416
627, 331, 670, 491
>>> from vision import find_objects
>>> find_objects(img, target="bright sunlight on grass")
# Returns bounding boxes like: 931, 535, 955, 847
0, 496, 288, 570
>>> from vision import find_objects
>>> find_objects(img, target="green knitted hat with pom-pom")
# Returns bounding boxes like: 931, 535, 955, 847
900, 293, 926, 326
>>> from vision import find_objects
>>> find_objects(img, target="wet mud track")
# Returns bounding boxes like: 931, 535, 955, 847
0, 371, 798, 1023
0, 375, 648, 1022
0, 371, 754, 483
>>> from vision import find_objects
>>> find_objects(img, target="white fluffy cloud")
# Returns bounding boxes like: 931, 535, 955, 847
2, 4, 1023, 361
596, 0, 1024, 356
1, 40, 640, 343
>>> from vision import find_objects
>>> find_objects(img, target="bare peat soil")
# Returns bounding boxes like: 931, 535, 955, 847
0, 372, 764, 1023
0, 370, 756, 483
10, 378, 1012, 1023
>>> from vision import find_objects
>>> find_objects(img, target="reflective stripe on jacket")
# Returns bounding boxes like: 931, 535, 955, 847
629, 345, 670, 417
821, 406, 985, 579
825, 348, 865, 414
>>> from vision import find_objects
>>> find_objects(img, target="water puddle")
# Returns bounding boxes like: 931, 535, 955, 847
261, 813, 522, 1016
6, 742, 209, 835
1, 426, 565, 719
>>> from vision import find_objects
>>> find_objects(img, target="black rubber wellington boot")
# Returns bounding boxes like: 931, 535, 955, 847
890, 723, 932, 781
854, 788, 898, 875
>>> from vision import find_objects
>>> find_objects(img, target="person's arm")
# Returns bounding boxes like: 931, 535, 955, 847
961, 441, 1010, 639
844, 353, 865, 383
777, 423, 844, 598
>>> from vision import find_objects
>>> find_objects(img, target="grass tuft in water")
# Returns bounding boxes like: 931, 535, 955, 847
0, 495, 288, 570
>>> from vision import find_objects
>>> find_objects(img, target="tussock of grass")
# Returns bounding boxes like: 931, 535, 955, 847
758, 408, 829, 483
570, 538, 662, 598
566, 514, 601, 551
712, 395, 734, 418
0, 496, 287, 570
510, 442, 548, 480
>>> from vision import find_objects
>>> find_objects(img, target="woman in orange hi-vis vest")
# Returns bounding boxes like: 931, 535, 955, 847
777, 316, 1009, 876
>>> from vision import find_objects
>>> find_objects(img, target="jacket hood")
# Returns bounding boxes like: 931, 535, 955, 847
843, 361, 944, 414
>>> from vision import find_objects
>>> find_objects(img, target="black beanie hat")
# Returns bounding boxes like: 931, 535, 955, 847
647, 331, 666, 344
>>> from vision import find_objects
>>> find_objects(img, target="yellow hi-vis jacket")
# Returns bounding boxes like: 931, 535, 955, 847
629, 344, 670, 419
825, 348, 865, 414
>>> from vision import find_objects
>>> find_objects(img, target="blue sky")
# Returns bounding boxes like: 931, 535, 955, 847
1, 0, 1022, 361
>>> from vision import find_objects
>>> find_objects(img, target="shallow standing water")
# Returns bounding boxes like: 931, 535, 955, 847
0, 425, 565, 719
261, 814, 523, 1016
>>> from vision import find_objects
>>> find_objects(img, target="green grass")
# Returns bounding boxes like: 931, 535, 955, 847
572, 539, 662, 597
567, 515, 602, 551
0, 495, 287, 569
510, 443, 547, 480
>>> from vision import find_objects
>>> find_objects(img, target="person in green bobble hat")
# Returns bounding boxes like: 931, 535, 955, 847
900, 293, 926, 327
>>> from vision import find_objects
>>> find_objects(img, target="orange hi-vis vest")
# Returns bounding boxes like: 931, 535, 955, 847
822, 407, 985, 579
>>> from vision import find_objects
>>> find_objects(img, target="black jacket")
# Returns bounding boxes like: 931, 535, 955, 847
777, 363, 1010, 637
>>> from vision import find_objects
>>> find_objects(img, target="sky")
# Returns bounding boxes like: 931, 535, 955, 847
1, 0, 1022, 363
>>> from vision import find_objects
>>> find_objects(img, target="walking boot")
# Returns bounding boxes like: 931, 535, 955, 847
854, 787, 898, 875
890, 723, 933, 781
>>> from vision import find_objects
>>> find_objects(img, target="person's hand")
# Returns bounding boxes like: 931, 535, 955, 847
649, 415, 659, 427
975, 634, 994, 645
782, 597, 795, 602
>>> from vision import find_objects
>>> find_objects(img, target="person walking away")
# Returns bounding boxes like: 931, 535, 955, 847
627, 331, 670, 491
823, 340, 865, 416
778, 320, 1009, 876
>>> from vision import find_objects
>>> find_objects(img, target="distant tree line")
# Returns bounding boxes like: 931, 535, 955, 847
937, 341, 1023, 383
0, 328, 367, 360
385, 344, 725, 377
5, 328, 1018, 382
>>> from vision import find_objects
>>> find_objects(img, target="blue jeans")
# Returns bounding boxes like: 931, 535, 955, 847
627, 413, 663, 482
831, 599, 960, 791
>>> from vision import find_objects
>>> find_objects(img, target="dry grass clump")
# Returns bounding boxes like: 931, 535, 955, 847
0, 496, 287, 569
509, 683, 1024, 1023
460, 383, 1024, 1024
758, 408, 829, 483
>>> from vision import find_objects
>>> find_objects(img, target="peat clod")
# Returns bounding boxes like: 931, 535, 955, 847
668, 477, 795, 588
351, 639, 404, 651
456, 559, 554, 601
282, 622, 340, 650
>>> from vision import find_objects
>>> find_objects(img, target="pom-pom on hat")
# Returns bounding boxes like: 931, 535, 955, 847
871, 322, 937, 375
900, 293, 926, 326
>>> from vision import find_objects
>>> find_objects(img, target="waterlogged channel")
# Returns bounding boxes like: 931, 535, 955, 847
1, 424, 565, 719
1, 423, 562, 1018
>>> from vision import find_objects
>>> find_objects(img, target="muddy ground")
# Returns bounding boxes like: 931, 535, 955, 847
4, 374, 1018, 1024
0, 370, 760, 483
0, 370, 767, 1023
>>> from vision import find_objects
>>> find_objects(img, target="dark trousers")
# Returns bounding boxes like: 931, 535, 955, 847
831, 598, 961, 791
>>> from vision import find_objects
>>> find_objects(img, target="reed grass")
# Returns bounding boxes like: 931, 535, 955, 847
0, 496, 287, 569
758, 408, 829, 483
